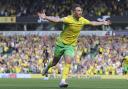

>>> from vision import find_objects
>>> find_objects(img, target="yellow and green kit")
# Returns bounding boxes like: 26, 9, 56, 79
54, 15, 91, 58
123, 56, 128, 74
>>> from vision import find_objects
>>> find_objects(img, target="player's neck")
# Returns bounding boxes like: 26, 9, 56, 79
73, 15, 80, 21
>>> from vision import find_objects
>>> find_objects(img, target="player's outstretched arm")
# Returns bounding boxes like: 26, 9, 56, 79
37, 12, 63, 23
90, 20, 111, 26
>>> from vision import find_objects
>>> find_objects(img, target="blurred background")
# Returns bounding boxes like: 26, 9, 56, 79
0, 0, 128, 78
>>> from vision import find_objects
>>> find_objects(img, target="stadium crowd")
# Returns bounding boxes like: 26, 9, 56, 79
0, 34, 127, 76
0, 0, 16, 16
0, 0, 128, 17
13, 0, 128, 17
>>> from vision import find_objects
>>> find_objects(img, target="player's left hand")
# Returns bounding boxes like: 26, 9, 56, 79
37, 10, 46, 19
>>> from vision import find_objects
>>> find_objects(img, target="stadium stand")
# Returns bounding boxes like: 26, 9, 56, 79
0, 34, 127, 75
0, 0, 127, 17
15, 0, 128, 17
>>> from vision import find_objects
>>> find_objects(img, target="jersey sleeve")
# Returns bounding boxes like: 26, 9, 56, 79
62, 16, 71, 23
125, 56, 128, 60
83, 18, 91, 25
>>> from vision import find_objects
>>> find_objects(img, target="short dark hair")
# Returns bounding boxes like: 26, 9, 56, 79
71, 4, 81, 11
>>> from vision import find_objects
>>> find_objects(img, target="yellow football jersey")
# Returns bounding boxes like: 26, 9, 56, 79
56, 15, 91, 46
123, 56, 128, 64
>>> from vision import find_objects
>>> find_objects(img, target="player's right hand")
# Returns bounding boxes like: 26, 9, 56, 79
103, 20, 111, 25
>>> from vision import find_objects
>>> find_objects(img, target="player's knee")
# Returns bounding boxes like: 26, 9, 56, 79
65, 56, 72, 64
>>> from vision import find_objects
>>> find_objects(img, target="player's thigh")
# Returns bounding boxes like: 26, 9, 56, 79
123, 65, 128, 73
64, 45, 75, 63
54, 45, 64, 62
126, 65, 128, 73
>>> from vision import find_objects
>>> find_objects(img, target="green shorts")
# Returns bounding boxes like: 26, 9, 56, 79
54, 41, 75, 58
123, 64, 128, 73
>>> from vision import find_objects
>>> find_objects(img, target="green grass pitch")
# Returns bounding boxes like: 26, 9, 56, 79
0, 78, 127, 89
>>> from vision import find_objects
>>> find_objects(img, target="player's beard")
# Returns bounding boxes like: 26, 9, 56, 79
78, 14, 82, 18
74, 13, 82, 19
76, 13, 82, 18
